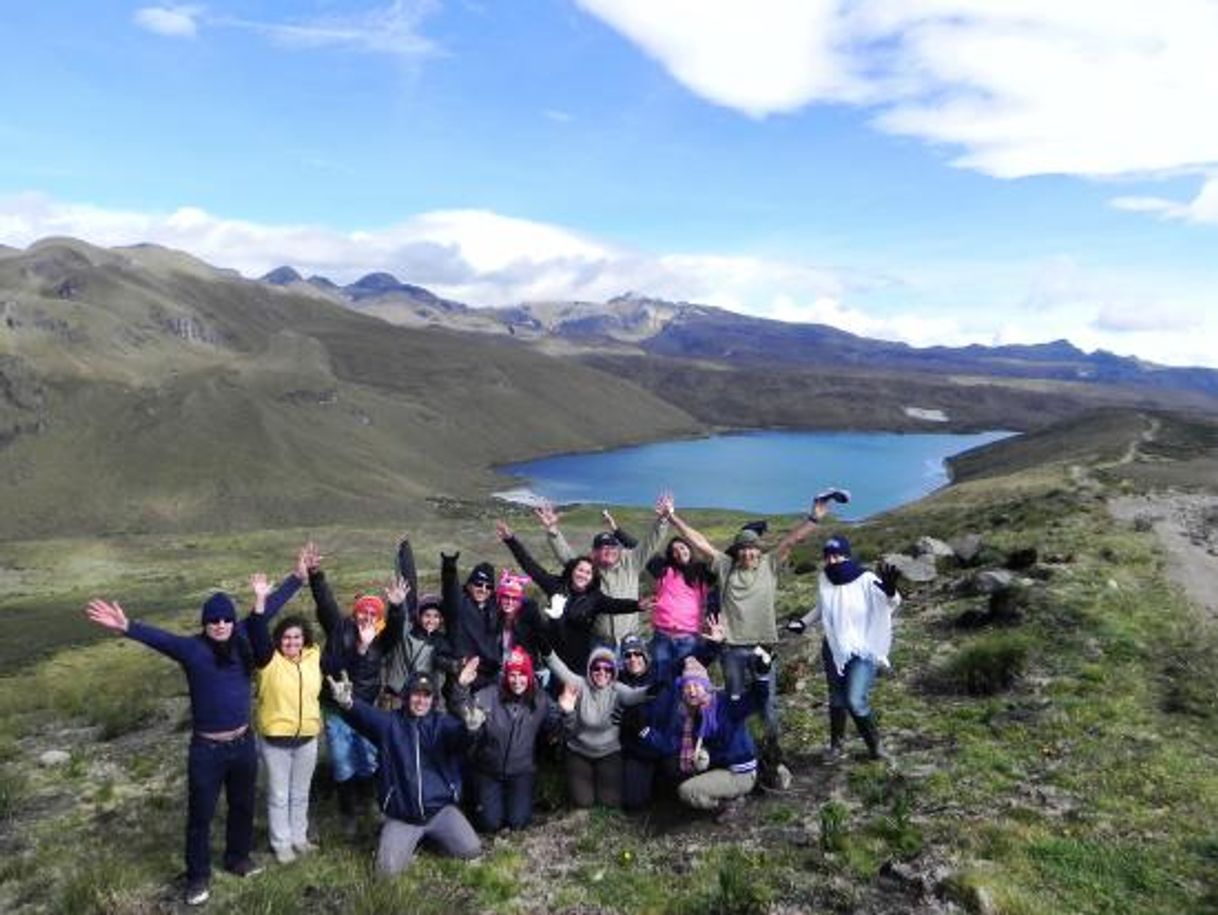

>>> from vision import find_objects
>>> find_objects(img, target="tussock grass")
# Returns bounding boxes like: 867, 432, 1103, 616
935, 632, 1030, 696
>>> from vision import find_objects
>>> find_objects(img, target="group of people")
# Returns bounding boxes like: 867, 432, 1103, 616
85, 490, 902, 906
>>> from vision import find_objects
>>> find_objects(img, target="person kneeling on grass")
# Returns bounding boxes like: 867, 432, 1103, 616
83, 548, 306, 907
639, 652, 772, 823
326, 669, 481, 876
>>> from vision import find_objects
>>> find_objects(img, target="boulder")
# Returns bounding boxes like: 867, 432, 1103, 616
882, 552, 938, 583
914, 536, 955, 560
950, 533, 984, 565
39, 749, 70, 767
972, 569, 1016, 594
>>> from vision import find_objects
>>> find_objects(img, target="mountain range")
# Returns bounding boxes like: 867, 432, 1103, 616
2, 236, 1217, 540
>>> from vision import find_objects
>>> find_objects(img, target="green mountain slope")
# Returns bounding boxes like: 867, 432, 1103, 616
0, 239, 703, 539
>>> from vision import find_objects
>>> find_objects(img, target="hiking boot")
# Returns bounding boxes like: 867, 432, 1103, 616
184, 879, 210, 906
226, 858, 264, 879
273, 846, 296, 865
714, 797, 747, 824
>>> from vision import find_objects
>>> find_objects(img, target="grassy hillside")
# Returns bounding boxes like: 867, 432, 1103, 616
579, 355, 1217, 434
2, 417, 1218, 913
0, 239, 703, 540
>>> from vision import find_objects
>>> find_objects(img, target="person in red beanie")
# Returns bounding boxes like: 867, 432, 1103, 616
450, 645, 557, 831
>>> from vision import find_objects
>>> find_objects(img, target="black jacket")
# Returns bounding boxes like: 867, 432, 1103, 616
311, 569, 402, 705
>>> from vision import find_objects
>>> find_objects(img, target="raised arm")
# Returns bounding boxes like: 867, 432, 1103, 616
535, 502, 576, 564
308, 563, 342, 638
497, 521, 563, 596
773, 497, 830, 563
666, 511, 718, 561
631, 492, 673, 564
87, 598, 195, 663
602, 509, 639, 550
440, 551, 461, 634
396, 536, 420, 619
543, 648, 583, 689
248, 572, 275, 667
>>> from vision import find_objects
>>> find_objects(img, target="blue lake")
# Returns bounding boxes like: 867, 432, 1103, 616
498, 430, 1013, 519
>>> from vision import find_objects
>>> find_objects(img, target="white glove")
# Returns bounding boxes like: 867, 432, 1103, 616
325, 672, 355, 710
546, 593, 567, 620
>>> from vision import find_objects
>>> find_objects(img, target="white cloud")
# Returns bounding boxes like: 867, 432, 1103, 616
2, 192, 1216, 368
133, 5, 201, 38
135, 1, 439, 59
222, 1, 439, 58
577, 1, 1218, 182
1111, 175, 1218, 224
575, 0, 860, 117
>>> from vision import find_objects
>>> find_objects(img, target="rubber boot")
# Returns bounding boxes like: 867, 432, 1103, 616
854, 715, 889, 761
825, 707, 848, 763
759, 737, 792, 790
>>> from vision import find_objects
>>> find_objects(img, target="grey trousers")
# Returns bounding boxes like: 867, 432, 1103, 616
376, 806, 481, 876
677, 768, 757, 810
259, 736, 318, 853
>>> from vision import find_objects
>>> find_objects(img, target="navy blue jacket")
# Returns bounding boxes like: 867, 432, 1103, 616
342, 700, 471, 824
126, 575, 301, 733
641, 676, 767, 775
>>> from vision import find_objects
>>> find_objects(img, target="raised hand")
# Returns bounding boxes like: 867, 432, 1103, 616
250, 572, 271, 613
457, 656, 480, 687
601, 508, 618, 531
326, 671, 355, 710
356, 618, 378, 652
558, 682, 580, 714
655, 490, 675, 519
495, 519, 515, 542
534, 502, 560, 533
296, 541, 321, 579
876, 561, 901, 598
85, 598, 129, 634
545, 593, 567, 620
384, 573, 410, 606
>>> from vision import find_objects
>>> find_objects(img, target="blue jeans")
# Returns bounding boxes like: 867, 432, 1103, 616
472, 770, 535, 831
649, 631, 699, 685
325, 711, 378, 783
721, 645, 779, 743
822, 639, 877, 718
186, 730, 257, 881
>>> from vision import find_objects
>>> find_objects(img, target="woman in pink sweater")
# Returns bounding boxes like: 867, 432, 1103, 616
645, 537, 717, 683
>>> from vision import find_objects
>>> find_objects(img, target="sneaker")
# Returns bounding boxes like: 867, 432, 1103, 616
184, 880, 210, 906
293, 841, 319, 856
822, 743, 844, 765
226, 858, 264, 879
273, 846, 296, 865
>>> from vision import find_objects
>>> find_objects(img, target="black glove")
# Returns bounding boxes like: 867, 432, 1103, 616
785, 614, 807, 634
610, 704, 624, 726
752, 645, 773, 675
875, 562, 900, 598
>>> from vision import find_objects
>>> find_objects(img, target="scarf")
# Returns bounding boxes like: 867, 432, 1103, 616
824, 559, 865, 586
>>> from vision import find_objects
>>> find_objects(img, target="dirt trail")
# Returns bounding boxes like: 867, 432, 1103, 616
1110, 492, 1218, 619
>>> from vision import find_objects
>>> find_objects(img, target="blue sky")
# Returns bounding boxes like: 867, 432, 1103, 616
3, 1, 1218, 366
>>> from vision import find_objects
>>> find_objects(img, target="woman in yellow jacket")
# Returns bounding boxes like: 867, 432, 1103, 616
249, 602, 323, 864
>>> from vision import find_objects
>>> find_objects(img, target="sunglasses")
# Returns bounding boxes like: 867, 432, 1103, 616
470, 581, 493, 590
590, 663, 615, 673
206, 618, 235, 626
623, 651, 644, 659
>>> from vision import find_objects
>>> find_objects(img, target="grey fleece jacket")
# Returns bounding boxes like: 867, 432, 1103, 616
546, 646, 650, 759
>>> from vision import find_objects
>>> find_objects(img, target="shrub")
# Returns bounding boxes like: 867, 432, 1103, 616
938, 633, 1029, 695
